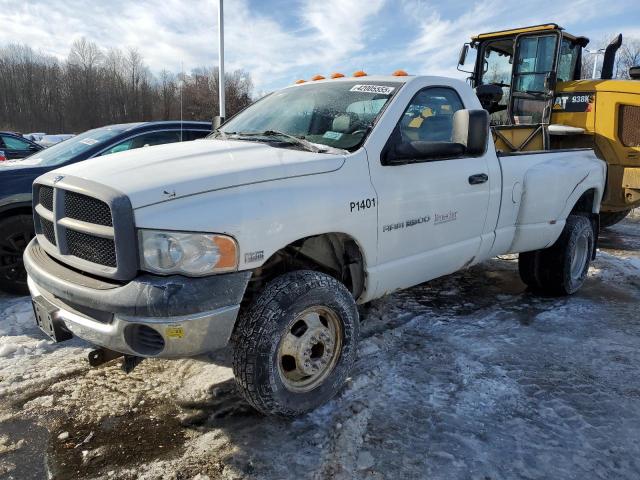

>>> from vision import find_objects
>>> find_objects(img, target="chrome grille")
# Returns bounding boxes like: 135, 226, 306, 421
66, 229, 117, 267
40, 217, 56, 245
32, 176, 137, 280
65, 191, 113, 226
39, 186, 54, 211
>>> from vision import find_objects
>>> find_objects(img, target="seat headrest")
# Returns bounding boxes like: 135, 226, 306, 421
332, 114, 354, 133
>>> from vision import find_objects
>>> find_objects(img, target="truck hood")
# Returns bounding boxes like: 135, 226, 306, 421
53, 139, 345, 208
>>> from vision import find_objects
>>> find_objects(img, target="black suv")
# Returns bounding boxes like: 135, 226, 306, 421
0, 131, 44, 160
0, 121, 211, 294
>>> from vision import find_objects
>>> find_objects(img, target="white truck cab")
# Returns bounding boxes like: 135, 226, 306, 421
25, 74, 606, 416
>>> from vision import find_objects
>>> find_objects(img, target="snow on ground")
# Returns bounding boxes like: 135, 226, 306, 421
0, 214, 639, 479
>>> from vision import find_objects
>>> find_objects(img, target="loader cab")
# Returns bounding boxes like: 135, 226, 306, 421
459, 24, 587, 150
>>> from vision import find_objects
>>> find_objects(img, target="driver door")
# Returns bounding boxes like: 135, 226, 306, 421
509, 32, 560, 125
368, 87, 492, 296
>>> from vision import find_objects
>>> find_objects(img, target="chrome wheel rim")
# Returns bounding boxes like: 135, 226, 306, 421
277, 306, 343, 393
571, 233, 589, 281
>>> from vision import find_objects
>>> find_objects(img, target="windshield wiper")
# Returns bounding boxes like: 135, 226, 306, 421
236, 130, 324, 153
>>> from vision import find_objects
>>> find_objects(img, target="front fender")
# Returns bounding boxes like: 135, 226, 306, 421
133, 151, 377, 285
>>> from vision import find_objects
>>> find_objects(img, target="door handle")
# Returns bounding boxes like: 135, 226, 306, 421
468, 173, 488, 185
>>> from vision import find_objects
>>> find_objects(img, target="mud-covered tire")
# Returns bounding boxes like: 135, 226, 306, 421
519, 215, 594, 296
517, 250, 541, 290
0, 215, 34, 295
232, 270, 359, 416
600, 209, 631, 228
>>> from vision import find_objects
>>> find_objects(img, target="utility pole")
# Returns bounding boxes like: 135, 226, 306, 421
586, 49, 605, 79
216, 0, 225, 127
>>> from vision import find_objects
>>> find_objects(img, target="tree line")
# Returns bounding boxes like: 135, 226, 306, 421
0, 38, 254, 134
580, 35, 640, 79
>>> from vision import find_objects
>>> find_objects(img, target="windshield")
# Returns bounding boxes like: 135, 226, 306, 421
27, 126, 128, 166
219, 81, 401, 151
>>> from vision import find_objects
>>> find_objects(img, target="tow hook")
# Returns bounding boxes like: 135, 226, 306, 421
87, 348, 144, 373
122, 355, 144, 373
88, 348, 123, 367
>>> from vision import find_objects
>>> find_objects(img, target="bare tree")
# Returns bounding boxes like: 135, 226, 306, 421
0, 41, 254, 133
617, 38, 640, 79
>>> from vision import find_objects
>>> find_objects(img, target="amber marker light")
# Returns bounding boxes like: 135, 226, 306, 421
392, 69, 408, 76
295, 79, 306, 84
353, 70, 368, 77
311, 75, 326, 81
331, 72, 345, 79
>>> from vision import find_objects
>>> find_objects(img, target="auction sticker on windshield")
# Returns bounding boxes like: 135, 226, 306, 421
79, 138, 99, 146
350, 84, 395, 95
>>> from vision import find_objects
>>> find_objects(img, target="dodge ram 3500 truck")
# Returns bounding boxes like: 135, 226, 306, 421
25, 75, 606, 416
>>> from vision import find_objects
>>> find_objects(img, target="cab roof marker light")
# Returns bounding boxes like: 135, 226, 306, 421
353, 70, 368, 77
295, 79, 306, 84
392, 69, 409, 76
331, 72, 345, 79
311, 75, 325, 81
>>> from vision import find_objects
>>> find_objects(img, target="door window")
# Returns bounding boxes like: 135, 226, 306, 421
396, 88, 464, 144
513, 35, 557, 94
99, 130, 182, 156
1, 135, 31, 150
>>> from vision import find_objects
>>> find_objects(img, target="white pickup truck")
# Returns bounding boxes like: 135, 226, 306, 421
25, 75, 605, 416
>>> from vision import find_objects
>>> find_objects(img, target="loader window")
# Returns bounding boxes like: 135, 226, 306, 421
511, 34, 559, 124
557, 38, 581, 82
479, 39, 514, 124
513, 35, 556, 94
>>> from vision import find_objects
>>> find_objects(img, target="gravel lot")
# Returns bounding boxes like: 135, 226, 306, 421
1, 211, 639, 480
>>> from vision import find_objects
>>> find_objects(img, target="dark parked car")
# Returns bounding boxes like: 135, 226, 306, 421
0, 131, 44, 160
0, 121, 211, 294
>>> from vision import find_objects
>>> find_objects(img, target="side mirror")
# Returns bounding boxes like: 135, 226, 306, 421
458, 44, 469, 66
451, 109, 490, 156
385, 109, 489, 164
390, 141, 466, 163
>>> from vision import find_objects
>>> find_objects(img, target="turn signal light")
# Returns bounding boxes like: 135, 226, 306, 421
311, 75, 325, 81
353, 70, 368, 77
331, 72, 345, 79
392, 69, 408, 76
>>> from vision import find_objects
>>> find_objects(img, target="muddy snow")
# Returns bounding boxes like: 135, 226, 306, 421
1, 212, 639, 479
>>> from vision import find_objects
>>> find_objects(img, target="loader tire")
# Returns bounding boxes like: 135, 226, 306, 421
232, 270, 359, 416
600, 209, 631, 228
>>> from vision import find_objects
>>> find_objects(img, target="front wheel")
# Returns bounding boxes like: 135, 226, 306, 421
0, 215, 34, 295
518, 215, 594, 296
232, 270, 359, 416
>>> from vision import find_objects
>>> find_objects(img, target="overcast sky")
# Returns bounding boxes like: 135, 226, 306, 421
2, 0, 639, 92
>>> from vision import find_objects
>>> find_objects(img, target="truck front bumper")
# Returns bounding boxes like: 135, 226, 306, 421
24, 239, 251, 358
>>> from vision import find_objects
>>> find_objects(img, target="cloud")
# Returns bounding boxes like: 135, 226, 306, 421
1, 0, 639, 92
0, 0, 387, 90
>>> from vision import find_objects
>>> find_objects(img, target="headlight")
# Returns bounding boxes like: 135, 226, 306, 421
139, 230, 238, 276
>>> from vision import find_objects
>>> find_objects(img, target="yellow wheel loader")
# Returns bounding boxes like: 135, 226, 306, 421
458, 23, 640, 226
